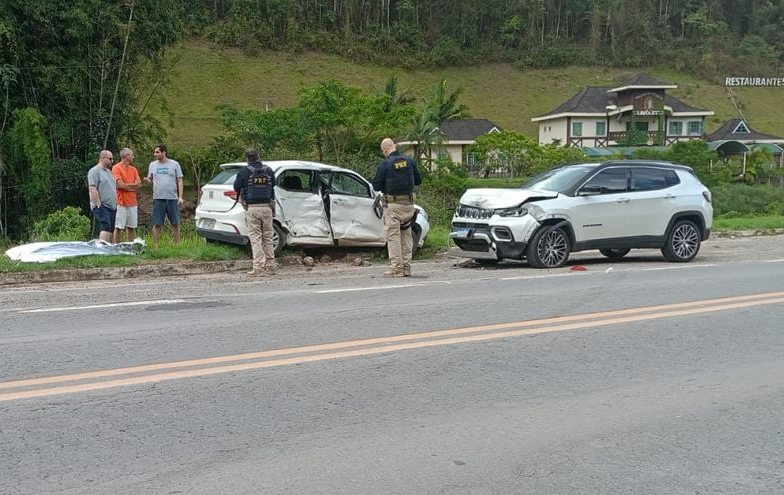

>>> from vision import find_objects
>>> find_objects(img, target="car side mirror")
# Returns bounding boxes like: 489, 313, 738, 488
578, 185, 602, 196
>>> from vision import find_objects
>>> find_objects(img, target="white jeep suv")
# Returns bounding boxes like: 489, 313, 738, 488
451, 161, 713, 268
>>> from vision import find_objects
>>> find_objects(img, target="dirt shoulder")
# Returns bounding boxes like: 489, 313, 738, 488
2, 233, 783, 287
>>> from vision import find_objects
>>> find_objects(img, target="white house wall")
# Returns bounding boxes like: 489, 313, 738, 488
539, 119, 568, 145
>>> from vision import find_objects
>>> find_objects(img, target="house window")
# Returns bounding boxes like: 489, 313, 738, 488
688, 121, 703, 135
595, 122, 606, 136
669, 121, 683, 135
466, 153, 477, 166
734, 121, 750, 133
626, 122, 649, 132
572, 122, 583, 137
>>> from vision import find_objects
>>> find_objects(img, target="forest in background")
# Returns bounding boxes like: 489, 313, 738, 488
188, 0, 784, 75
1, 0, 783, 240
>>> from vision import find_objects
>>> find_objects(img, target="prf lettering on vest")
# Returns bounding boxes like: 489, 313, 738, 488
253, 176, 270, 185
394, 160, 408, 169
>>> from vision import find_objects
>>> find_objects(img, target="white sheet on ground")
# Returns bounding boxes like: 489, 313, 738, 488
5, 239, 146, 263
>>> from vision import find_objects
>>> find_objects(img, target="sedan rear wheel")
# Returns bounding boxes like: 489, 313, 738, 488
527, 226, 570, 269
273, 223, 285, 256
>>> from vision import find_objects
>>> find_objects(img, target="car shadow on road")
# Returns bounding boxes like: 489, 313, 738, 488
455, 253, 670, 271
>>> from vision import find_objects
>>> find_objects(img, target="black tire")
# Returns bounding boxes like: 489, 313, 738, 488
411, 227, 421, 257
273, 223, 286, 256
662, 219, 701, 262
526, 225, 571, 269
600, 248, 631, 259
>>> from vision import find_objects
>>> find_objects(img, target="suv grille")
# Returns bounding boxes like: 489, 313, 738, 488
455, 205, 494, 219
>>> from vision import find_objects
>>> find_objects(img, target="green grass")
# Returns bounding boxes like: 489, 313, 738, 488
1, 223, 454, 274
0, 226, 247, 274
160, 39, 783, 148
414, 225, 452, 259
713, 215, 784, 231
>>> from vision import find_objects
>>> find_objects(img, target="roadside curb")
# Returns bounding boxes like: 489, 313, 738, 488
0, 259, 252, 286
712, 228, 784, 238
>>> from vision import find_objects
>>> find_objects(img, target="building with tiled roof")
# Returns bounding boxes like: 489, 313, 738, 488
532, 73, 713, 148
398, 118, 501, 164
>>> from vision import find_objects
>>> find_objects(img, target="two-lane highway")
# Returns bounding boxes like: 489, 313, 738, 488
1, 251, 784, 494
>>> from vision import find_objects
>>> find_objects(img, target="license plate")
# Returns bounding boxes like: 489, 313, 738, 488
453, 227, 471, 239
200, 218, 215, 229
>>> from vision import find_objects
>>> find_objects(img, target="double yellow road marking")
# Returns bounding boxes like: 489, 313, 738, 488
3, 291, 784, 402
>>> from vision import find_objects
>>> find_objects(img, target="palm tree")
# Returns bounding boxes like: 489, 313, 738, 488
424, 79, 470, 125
371, 74, 415, 113
405, 107, 444, 170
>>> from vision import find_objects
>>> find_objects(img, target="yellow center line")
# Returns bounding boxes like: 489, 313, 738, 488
2, 290, 783, 391
1, 293, 783, 402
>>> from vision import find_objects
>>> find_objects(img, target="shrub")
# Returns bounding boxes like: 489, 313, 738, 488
711, 183, 784, 217
32, 207, 92, 241
417, 157, 468, 228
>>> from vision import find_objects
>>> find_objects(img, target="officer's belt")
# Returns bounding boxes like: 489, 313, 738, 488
385, 194, 414, 204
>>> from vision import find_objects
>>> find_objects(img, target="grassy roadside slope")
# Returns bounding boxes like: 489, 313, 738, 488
163, 39, 784, 148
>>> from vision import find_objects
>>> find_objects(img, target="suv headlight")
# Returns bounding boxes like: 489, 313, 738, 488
495, 205, 528, 217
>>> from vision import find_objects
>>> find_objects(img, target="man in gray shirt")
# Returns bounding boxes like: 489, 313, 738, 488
143, 143, 184, 248
87, 150, 118, 242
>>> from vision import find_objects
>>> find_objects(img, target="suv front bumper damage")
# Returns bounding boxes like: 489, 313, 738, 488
450, 215, 540, 260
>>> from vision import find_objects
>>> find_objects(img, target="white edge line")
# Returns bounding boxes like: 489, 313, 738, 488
642, 264, 717, 271
764, 259, 784, 263
499, 271, 595, 281
19, 299, 189, 314
315, 284, 417, 294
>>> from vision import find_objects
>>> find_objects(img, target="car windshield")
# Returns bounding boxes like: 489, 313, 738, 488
519, 165, 596, 193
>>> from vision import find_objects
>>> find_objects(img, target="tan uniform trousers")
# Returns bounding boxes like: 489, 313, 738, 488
246, 204, 275, 271
384, 201, 417, 273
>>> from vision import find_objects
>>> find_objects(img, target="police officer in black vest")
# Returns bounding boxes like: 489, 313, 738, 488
234, 148, 276, 276
373, 138, 422, 277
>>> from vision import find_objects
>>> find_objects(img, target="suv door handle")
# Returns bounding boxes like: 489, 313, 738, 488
616, 198, 631, 203
664, 194, 676, 199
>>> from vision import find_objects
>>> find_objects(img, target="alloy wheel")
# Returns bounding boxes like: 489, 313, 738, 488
672, 223, 699, 259
537, 230, 568, 267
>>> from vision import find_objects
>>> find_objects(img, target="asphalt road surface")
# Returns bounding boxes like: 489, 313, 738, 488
2, 238, 784, 494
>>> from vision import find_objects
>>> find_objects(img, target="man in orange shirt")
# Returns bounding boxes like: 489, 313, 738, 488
112, 148, 142, 243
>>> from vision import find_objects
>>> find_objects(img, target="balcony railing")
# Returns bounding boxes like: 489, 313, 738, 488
607, 131, 660, 141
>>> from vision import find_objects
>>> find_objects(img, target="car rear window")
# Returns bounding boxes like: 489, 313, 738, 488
208, 167, 242, 185
631, 167, 680, 191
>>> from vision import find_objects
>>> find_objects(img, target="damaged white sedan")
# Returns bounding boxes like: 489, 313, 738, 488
451, 161, 713, 268
196, 161, 430, 255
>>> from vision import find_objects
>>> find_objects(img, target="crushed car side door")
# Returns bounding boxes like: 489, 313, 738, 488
275, 168, 332, 245
321, 171, 386, 246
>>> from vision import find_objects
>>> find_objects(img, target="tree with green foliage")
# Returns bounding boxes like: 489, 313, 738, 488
468, 130, 587, 178
217, 77, 415, 173
0, 0, 184, 239
424, 80, 470, 126
181, 0, 784, 73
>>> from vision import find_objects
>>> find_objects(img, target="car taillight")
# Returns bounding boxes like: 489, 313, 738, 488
702, 190, 712, 203
223, 190, 237, 199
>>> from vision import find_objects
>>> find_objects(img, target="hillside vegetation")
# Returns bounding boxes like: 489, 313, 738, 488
164, 40, 784, 148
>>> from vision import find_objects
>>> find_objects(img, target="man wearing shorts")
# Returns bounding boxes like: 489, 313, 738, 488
144, 144, 184, 249
87, 150, 118, 243
112, 148, 141, 243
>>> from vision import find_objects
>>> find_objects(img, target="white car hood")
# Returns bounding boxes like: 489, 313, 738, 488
459, 188, 558, 209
